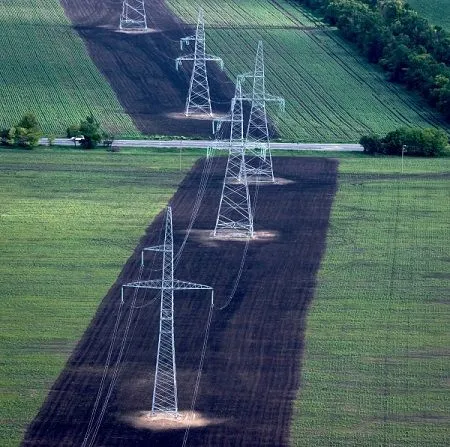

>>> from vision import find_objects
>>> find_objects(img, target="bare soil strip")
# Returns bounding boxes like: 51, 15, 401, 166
23, 157, 337, 446
60, 0, 234, 136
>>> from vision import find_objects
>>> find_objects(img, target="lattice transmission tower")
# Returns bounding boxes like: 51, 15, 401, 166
176, 9, 224, 116
122, 207, 213, 416
239, 41, 285, 182
214, 79, 253, 237
119, 0, 147, 31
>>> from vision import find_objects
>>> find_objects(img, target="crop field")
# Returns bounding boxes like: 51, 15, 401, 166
292, 157, 450, 445
0, 0, 139, 137
1, 150, 449, 446
166, 0, 450, 141
22, 156, 338, 446
13, 0, 447, 140
407, 0, 450, 30
0, 146, 201, 447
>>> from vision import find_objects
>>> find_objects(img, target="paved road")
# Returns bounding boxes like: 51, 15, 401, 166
39, 138, 363, 152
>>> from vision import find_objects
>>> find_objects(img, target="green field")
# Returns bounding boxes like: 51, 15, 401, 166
1, 148, 448, 446
291, 156, 450, 445
408, 0, 450, 30
0, 146, 201, 446
0, 0, 139, 137
168, 0, 450, 142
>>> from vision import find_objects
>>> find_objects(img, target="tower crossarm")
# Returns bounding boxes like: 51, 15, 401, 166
172, 280, 213, 290
122, 279, 212, 291
142, 245, 168, 253
175, 54, 195, 70
236, 90, 285, 110
175, 54, 224, 70
264, 94, 285, 111
204, 54, 224, 68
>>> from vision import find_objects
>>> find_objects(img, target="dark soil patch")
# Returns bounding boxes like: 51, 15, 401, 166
22, 157, 338, 446
60, 0, 235, 136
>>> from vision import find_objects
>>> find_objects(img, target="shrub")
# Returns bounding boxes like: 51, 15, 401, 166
359, 134, 383, 154
67, 115, 105, 149
0, 113, 41, 148
360, 127, 448, 156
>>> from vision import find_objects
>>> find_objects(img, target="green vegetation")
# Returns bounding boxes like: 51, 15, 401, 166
295, 0, 450, 121
291, 156, 450, 445
407, 0, 450, 30
1, 113, 42, 148
1, 147, 448, 446
0, 147, 201, 446
0, 0, 138, 137
360, 127, 448, 156
67, 114, 107, 149
168, 0, 450, 142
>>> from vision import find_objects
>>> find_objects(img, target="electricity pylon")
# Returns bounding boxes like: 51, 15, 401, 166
120, 0, 147, 30
122, 207, 213, 415
176, 8, 224, 116
238, 41, 285, 182
214, 79, 253, 237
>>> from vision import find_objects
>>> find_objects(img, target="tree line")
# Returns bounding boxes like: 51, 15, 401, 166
360, 127, 448, 156
294, 0, 450, 121
1, 114, 109, 149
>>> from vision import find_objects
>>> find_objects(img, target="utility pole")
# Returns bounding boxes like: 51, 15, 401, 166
176, 9, 224, 116
214, 79, 253, 237
122, 207, 213, 415
119, 0, 147, 30
238, 41, 285, 182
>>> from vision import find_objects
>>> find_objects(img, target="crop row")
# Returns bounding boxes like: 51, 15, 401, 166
0, 0, 138, 136
291, 157, 450, 446
167, 0, 450, 142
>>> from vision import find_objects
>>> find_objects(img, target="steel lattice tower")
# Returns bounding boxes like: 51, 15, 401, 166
214, 79, 253, 237
176, 9, 224, 116
120, 0, 147, 30
239, 41, 285, 182
122, 207, 212, 416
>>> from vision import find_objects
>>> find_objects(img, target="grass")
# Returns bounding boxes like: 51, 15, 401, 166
167, 0, 450, 142
291, 156, 450, 445
407, 0, 450, 30
1, 148, 448, 446
0, 146, 202, 447
0, 0, 139, 137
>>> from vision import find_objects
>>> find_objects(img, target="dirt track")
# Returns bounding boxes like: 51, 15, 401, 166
60, 0, 234, 136
23, 157, 337, 446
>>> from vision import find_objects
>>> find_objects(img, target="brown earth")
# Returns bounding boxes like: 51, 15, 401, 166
60, 0, 235, 136
22, 157, 338, 446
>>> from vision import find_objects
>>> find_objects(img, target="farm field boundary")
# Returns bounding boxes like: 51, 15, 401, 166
59, 0, 233, 137
292, 157, 450, 445
22, 157, 338, 446
0, 147, 201, 447
0, 0, 138, 136
38, 137, 363, 151
166, 0, 450, 141
55, 0, 450, 141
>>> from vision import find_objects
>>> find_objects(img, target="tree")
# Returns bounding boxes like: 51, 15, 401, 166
67, 115, 105, 149
79, 114, 104, 149
0, 113, 41, 148
360, 127, 448, 156
359, 134, 383, 154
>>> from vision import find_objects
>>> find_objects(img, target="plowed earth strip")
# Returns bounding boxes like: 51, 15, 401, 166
23, 157, 338, 446
60, 0, 234, 136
